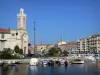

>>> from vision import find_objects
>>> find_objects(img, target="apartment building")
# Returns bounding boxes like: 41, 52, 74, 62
77, 38, 88, 53
87, 35, 100, 53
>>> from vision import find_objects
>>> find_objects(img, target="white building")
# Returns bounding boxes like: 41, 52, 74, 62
0, 8, 28, 54
87, 35, 100, 53
55, 41, 67, 51
36, 44, 47, 52
77, 38, 88, 53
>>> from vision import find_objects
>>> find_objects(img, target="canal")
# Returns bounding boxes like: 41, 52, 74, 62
0, 62, 100, 75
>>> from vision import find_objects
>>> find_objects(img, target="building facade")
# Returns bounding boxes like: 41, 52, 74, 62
77, 35, 100, 54
67, 42, 77, 54
55, 41, 67, 51
36, 44, 47, 52
77, 38, 88, 53
0, 8, 28, 54
87, 35, 100, 53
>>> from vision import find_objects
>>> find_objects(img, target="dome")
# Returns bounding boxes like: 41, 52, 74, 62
20, 8, 24, 14
57, 41, 67, 45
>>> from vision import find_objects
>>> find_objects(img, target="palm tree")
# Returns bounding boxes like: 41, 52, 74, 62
93, 47, 97, 54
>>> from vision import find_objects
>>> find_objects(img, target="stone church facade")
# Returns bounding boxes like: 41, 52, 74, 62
0, 8, 28, 54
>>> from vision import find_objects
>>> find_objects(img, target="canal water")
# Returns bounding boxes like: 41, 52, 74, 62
0, 62, 100, 75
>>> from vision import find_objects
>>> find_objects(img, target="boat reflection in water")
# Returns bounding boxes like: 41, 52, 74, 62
28, 66, 38, 75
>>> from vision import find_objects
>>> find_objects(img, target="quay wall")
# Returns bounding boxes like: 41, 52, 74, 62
0, 57, 75, 63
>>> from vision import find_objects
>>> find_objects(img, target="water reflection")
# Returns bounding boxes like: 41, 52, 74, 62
0, 64, 29, 75
28, 66, 38, 75
0, 63, 100, 75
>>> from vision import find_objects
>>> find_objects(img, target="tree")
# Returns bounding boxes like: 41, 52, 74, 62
14, 45, 23, 54
62, 50, 68, 56
0, 48, 20, 59
18, 49, 23, 54
14, 45, 19, 53
49, 47, 60, 56
92, 47, 97, 54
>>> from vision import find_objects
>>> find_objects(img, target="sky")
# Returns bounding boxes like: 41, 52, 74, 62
0, 0, 100, 44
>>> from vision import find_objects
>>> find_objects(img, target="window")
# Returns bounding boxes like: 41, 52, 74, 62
16, 33, 18, 36
12, 34, 15, 36
1, 34, 4, 39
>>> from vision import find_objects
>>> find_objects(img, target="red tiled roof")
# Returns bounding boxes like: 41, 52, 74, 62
79, 38, 87, 40
67, 42, 77, 45
91, 35, 100, 37
0, 28, 10, 33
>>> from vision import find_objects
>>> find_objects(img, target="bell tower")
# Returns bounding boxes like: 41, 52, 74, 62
17, 8, 26, 30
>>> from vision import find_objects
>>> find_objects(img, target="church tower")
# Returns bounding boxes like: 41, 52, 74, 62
16, 8, 28, 54
17, 8, 26, 30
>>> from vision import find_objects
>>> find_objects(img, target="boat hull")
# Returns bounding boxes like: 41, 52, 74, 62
71, 61, 84, 64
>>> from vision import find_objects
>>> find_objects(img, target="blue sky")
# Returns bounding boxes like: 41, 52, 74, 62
0, 0, 100, 44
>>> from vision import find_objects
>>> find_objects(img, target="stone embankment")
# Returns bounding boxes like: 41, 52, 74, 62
0, 56, 85, 64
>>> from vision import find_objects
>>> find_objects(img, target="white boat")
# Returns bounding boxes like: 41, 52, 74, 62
30, 58, 38, 66
58, 59, 65, 65
7, 61, 12, 65
0, 60, 4, 66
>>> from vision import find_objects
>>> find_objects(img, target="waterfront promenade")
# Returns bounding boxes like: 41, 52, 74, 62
0, 56, 74, 64
1, 54, 99, 64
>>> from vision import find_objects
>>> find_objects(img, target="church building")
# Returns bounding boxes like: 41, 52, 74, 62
0, 8, 28, 54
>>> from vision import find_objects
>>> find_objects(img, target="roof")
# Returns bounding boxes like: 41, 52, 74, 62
36, 44, 47, 46
0, 28, 10, 33
67, 42, 77, 45
79, 38, 87, 40
56, 41, 67, 45
91, 35, 100, 38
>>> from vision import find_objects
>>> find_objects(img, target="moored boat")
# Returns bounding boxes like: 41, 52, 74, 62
29, 58, 39, 66
71, 59, 84, 64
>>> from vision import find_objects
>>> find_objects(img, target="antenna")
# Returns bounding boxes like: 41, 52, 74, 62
41, 39, 42, 45
34, 21, 36, 53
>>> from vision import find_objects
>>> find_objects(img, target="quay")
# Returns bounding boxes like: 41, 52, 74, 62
0, 54, 99, 65
0, 56, 84, 64
0, 56, 73, 63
